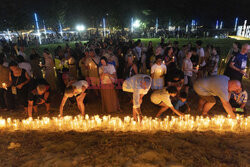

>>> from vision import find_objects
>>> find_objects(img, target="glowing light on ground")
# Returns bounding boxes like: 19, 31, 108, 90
0, 115, 249, 133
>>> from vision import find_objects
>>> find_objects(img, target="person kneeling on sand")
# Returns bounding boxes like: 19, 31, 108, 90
59, 80, 88, 117
151, 86, 184, 118
27, 79, 51, 118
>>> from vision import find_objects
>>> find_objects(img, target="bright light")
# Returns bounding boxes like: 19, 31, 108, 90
133, 19, 141, 28
76, 25, 85, 31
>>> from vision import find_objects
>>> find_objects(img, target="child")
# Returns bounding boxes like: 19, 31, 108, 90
175, 92, 190, 114
230, 88, 248, 113
182, 50, 198, 94
151, 86, 184, 118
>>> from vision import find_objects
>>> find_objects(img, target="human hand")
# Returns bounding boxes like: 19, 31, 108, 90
16, 84, 23, 89
37, 99, 46, 105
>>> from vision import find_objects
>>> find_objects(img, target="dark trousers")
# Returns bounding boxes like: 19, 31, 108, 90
0, 88, 7, 108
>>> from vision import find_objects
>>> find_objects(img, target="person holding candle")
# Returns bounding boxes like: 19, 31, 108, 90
182, 50, 198, 94
59, 80, 88, 117
9, 61, 31, 111
193, 75, 242, 119
151, 86, 184, 118
228, 43, 249, 82
27, 79, 51, 117
151, 56, 167, 90
99, 56, 120, 113
122, 74, 152, 122
85, 49, 100, 94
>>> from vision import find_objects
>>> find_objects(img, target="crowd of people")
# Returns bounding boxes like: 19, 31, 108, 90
0, 37, 249, 121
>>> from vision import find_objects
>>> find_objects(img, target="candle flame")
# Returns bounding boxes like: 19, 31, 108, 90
0, 114, 249, 133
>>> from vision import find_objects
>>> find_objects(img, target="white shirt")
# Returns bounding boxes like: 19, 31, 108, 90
122, 74, 152, 108
99, 64, 116, 84
18, 62, 32, 77
151, 63, 167, 90
151, 89, 173, 107
182, 58, 193, 77
197, 48, 206, 67
72, 80, 89, 96
151, 64, 167, 78
134, 46, 142, 60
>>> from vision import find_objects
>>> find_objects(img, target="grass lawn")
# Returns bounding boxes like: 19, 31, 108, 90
27, 38, 250, 57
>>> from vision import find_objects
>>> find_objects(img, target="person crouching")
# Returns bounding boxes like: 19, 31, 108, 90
59, 80, 88, 117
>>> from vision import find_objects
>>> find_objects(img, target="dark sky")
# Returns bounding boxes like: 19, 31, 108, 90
0, 0, 249, 30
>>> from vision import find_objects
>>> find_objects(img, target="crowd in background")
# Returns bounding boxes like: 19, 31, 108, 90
0, 37, 249, 119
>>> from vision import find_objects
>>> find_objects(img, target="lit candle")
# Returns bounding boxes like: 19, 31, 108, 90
2, 83, 7, 90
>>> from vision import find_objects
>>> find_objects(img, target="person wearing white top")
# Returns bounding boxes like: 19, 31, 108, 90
122, 74, 152, 122
59, 80, 88, 117
151, 56, 167, 90
151, 86, 184, 118
196, 40, 206, 78
182, 50, 198, 94
99, 57, 120, 113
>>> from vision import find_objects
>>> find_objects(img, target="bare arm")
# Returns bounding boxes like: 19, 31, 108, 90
170, 106, 184, 117
220, 98, 236, 119
133, 64, 138, 74
240, 103, 246, 109
59, 96, 68, 117
229, 62, 244, 74
44, 91, 50, 102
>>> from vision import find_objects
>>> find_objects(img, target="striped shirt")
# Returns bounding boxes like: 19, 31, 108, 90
231, 91, 248, 104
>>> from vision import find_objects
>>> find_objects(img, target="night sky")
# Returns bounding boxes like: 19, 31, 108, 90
0, 0, 249, 30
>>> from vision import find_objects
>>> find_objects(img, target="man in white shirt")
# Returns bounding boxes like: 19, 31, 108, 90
122, 74, 152, 122
59, 80, 89, 117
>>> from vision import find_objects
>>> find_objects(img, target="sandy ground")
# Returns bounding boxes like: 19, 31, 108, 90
0, 80, 249, 167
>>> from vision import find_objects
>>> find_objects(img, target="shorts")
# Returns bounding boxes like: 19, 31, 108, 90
33, 95, 51, 106
184, 75, 192, 87
200, 95, 216, 103
151, 95, 162, 105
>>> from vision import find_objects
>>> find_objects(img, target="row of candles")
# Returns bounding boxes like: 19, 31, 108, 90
0, 114, 249, 132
